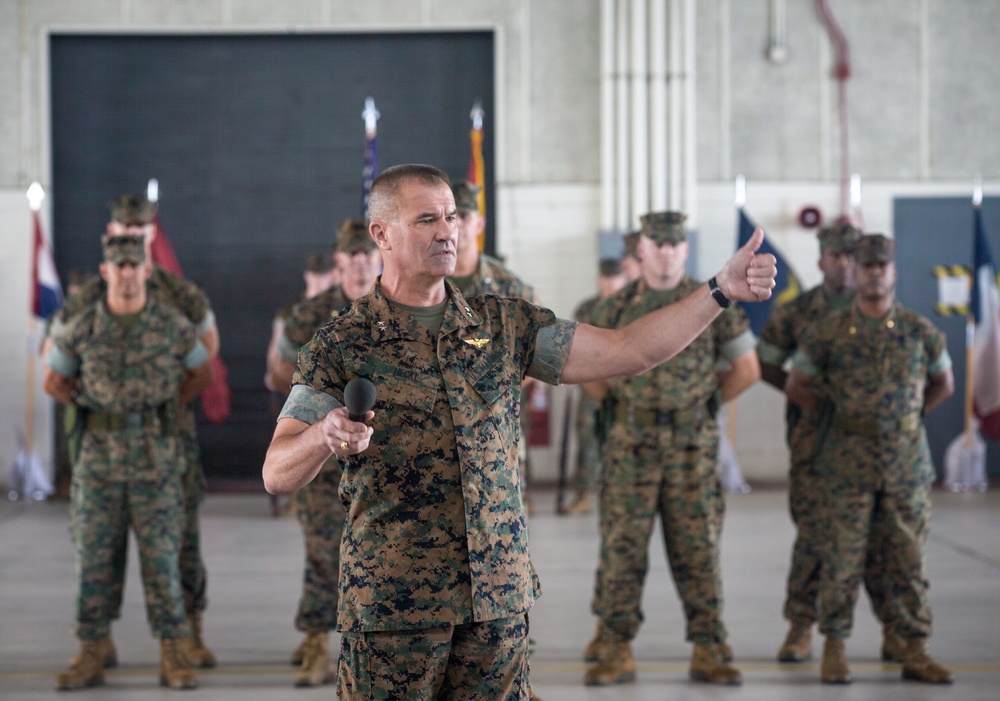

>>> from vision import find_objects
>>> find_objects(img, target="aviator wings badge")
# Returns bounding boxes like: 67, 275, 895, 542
464, 337, 490, 349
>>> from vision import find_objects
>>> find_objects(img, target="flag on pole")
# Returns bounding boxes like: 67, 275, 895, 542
737, 207, 800, 337
150, 212, 184, 276
30, 209, 62, 320
361, 97, 379, 218
971, 205, 1000, 439
467, 99, 486, 250
147, 186, 231, 425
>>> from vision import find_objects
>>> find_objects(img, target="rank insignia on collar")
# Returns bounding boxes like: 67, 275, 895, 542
464, 337, 490, 349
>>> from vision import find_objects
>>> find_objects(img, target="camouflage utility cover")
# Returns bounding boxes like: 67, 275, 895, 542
281, 280, 575, 632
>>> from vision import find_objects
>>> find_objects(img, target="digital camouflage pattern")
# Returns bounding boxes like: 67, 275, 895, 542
294, 466, 344, 632
54, 300, 198, 482
55, 267, 213, 618
572, 295, 602, 493
589, 277, 751, 645
56, 299, 197, 640
794, 301, 949, 639
283, 286, 353, 350
338, 614, 530, 700
70, 473, 188, 640
57, 265, 211, 329
281, 285, 353, 633
449, 254, 538, 304
758, 286, 890, 626
282, 279, 574, 633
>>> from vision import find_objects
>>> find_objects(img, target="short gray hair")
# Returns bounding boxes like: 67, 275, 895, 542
367, 164, 451, 223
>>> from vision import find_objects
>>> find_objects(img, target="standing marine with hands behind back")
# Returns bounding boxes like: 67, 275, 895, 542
44, 234, 213, 691
262, 163, 776, 701
785, 233, 955, 685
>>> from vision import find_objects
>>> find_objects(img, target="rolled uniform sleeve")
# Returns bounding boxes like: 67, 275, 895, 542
46, 344, 79, 378
529, 319, 577, 385
279, 384, 342, 425
721, 328, 756, 362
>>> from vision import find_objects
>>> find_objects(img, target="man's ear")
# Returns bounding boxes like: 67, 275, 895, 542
370, 222, 391, 251
98, 262, 110, 282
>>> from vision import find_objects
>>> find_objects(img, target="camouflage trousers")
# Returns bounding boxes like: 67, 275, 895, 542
105, 437, 208, 619
783, 462, 890, 626
338, 613, 531, 700
69, 472, 189, 640
572, 392, 602, 493
295, 460, 345, 633
592, 421, 727, 644
817, 478, 933, 639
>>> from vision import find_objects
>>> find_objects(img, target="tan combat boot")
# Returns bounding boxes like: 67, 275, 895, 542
689, 642, 742, 685
160, 638, 198, 690
777, 621, 813, 662
55, 639, 105, 690
583, 641, 636, 685
69, 634, 117, 669
290, 635, 309, 666
582, 621, 610, 662
901, 638, 953, 684
562, 492, 593, 516
881, 625, 905, 663
294, 631, 335, 687
180, 612, 216, 668
820, 635, 850, 684
718, 641, 734, 663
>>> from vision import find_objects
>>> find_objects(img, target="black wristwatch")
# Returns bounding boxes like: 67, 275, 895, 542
708, 276, 731, 308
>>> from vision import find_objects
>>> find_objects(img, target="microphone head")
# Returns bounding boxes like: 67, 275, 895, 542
344, 377, 376, 421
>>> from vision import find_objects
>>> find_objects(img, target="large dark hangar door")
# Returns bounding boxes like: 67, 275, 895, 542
894, 196, 1000, 481
50, 33, 495, 481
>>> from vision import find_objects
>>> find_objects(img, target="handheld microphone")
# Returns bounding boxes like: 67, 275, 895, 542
344, 377, 377, 422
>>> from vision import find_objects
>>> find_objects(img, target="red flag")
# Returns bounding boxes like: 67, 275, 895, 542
150, 214, 184, 276
151, 213, 231, 424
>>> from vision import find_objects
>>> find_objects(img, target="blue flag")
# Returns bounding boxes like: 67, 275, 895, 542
736, 207, 800, 336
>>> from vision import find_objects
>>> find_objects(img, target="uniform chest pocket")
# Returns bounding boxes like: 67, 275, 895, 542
376, 374, 440, 424
465, 349, 518, 407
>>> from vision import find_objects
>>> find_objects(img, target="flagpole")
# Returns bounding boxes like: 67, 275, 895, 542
24, 183, 46, 457
966, 177, 984, 448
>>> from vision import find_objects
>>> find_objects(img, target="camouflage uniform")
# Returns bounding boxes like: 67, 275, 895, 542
278, 285, 353, 634
571, 295, 602, 495
48, 298, 208, 640
449, 254, 538, 303
759, 286, 893, 626
53, 266, 215, 619
279, 279, 575, 699
590, 277, 754, 645
792, 301, 951, 640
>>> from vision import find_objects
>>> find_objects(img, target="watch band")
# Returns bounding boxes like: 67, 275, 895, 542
708, 276, 731, 308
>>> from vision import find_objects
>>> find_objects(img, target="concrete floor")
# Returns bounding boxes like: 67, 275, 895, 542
1, 486, 998, 700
